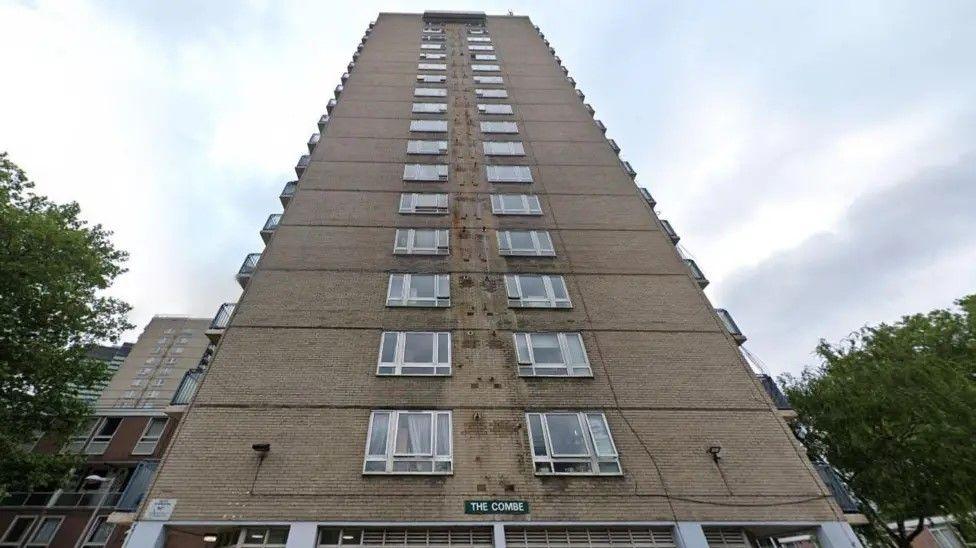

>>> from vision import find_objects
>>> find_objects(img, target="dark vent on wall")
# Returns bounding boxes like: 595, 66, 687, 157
423, 11, 486, 24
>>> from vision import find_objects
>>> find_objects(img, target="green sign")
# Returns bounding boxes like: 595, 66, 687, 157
464, 500, 530, 514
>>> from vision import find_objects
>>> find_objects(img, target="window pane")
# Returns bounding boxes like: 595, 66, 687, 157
367, 412, 389, 456
388, 275, 403, 300
414, 230, 436, 248
546, 414, 588, 456
435, 414, 451, 456
395, 413, 433, 455
30, 517, 61, 543
519, 276, 547, 299
395, 230, 408, 248
550, 277, 569, 299
587, 413, 615, 456
409, 276, 435, 299
267, 528, 289, 544
145, 418, 166, 437
508, 231, 534, 250
500, 195, 523, 209
514, 334, 531, 364
529, 334, 562, 364
3, 517, 34, 543
380, 333, 397, 363
565, 334, 586, 365
88, 518, 114, 543
437, 333, 450, 364
403, 333, 435, 363
527, 414, 547, 456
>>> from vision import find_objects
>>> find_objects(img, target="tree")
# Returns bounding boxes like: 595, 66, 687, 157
0, 152, 131, 493
781, 296, 976, 548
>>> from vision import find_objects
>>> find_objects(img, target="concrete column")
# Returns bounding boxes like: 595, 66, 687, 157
817, 522, 862, 548
287, 522, 319, 548
122, 521, 165, 548
674, 523, 709, 548
493, 523, 507, 548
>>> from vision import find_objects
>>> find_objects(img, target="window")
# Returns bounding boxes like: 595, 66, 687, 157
172, 347, 184, 354
486, 165, 532, 183
414, 88, 447, 97
468, 45, 494, 51
472, 64, 500, 72
387, 274, 450, 307
151, 379, 165, 387
1, 516, 36, 546
403, 164, 448, 181
85, 417, 121, 454
177, 336, 190, 344
418, 63, 447, 71
469, 28, 486, 35
66, 418, 98, 453
407, 140, 448, 155
133, 417, 168, 455
480, 122, 518, 134
490, 194, 542, 215
147, 390, 160, 398
467, 37, 491, 43
137, 367, 153, 376
399, 193, 449, 214
420, 44, 443, 50
378, 332, 451, 375
931, 525, 966, 548
420, 53, 446, 60
416, 74, 446, 84
410, 120, 448, 132
478, 104, 513, 115
364, 410, 452, 474
525, 412, 620, 475
164, 328, 175, 334
514, 333, 590, 376
81, 516, 115, 547
157, 337, 170, 344
476, 89, 507, 98
165, 357, 179, 364
123, 390, 137, 399
483, 141, 525, 156
150, 346, 163, 354
474, 54, 497, 61
505, 274, 571, 308
473, 76, 503, 84
222, 528, 289, 547
25, 516, 63, 546
144, 357, 158, 365
130, 379, 145, 387
412, 103, 447, 114
497, 230, 554, 256
159, 368, 173, 377
394, 229, 449, 255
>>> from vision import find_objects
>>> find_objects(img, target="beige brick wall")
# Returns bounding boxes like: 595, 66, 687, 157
145, 12, 841, 525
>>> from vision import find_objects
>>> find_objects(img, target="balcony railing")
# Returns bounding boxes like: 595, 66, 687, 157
334, 84, 343, 98
295, 154, 310, 178
326, 98, 337, 114
307, 133, 320, 153
623, 160, 637, 178
815, 464, 861, 514
317, 114, 330, 133
116, 461, 158, 512
595, 119, 606, 133
1, 491, 122, 508
660, 219, 680, 244
261, 214, 282, 244
685, 259, 709, 289
171, 369, 203, 406
206, 302, 235, 343
639, 187, 656, 208
608, 139, 620, 154
280, 180, 297, 207
715, 308, 746, 345
236, 253, 260, 288
757, 374, 792, 411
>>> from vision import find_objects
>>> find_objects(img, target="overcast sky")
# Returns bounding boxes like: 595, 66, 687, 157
2, 0, 974, 376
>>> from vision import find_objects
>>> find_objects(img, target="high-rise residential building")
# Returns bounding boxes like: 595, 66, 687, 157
0, 316, 211, 548
125, 11, 863, 548
77, 343, 134, 404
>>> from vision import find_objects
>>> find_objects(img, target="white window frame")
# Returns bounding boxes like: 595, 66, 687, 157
473, 76, 503, 84
480, 122, 518, 134
1, 516, 37, 547
377, 332, 451, 376
418, 63, 447, 71
386, 274, 451, 307
483, 141, 525, 156
407, 140, 448, 155
513, 332, 591, 377
526, 412, 621, 475
132, 417, 168, 455
410, 120, 448, 133
416, 74, 446, 84
490, 194, 542, 215
84, 417, 121, 455
505, 274, 572, 308
25, 515, 64, 547
231, 527, 289, 547
486, 165, 532, 183
151, 379, 165, 387
476, 89, 507, 98
414, 87, 447, 97
467, 37, 491, 43
403, 164, 448, 181
468, 45, 494, 51
394, 229, 449, 255
399, 193, 449, 215
478, 104, 513, 115
81, 515, 116, 547
420, 44, 443, 50
474, 54, 497, 61
497, 230, 554, 256
472, 64, 500, 72
412, 103, 447, 114
364, 410, 453, 475
420, 53, 446, 60
66, 418, 98, 453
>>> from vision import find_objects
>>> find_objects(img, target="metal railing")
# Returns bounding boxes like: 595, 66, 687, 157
715, 308, 746, 344
210, 303, 236, 330
757, 374, 792, 411
1, 491, 122, 508
171, 370, 203, 405
815, 463, 861, 513
307, 133, 320, 152
236, 253, 260, 288
280, 180, 297, 207
117, 461, 159, 512
262, 214, 281, 233
684, 259, 709, 289
660, 220, 680, 244
295, 154, 310, 177
639, 187, 656, 207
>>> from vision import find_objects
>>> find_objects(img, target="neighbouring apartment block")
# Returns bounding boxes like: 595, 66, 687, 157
121, 10, 863, 548
0, 317, 211, 548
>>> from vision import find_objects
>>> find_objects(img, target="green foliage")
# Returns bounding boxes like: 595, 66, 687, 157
781, 296, 976, 546
0, 152, 131, 492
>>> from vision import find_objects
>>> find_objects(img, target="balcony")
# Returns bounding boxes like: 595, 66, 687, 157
295, 154, 310, 178
317, 114, 330, 133
814, 463, 863, 516
260, 214, 282, 244
236, 253, 260, 288
307, 133, 320, 153
660, 219, 680, 244
576, 89, 585, 101
1, 491, 122, 508
623, 160, 637, 178
757, 374, 792, 412
170, 370, 203, 407
280, 180, 297, 207
684, 259, 709, 289
567, 76, 576, 87
327, 98, 337, 114
715, 308, 747, 345
334, 84, 343, 98
206, 302, 235, 343
608, 139, 620, 154
639, 187, 656, 208
347, 60, 356, 71
584, 103, 594, 115
116, 461, 158, 513
341, 72, 350, 83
